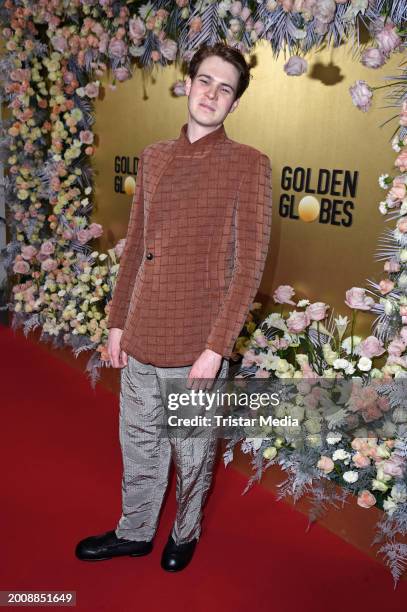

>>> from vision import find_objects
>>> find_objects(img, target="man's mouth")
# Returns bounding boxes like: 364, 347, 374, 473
200, 103, 215, 111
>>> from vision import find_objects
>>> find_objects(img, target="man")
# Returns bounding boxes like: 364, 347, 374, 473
75, 42, 272, 571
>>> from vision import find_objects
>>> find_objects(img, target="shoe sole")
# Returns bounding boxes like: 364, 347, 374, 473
77, 550, 152, 561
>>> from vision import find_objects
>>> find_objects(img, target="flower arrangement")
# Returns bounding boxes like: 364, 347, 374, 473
0, 0, 407, 583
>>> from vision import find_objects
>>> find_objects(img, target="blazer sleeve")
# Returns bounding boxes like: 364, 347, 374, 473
106, 150, 145, 330
205, 152, 272, 357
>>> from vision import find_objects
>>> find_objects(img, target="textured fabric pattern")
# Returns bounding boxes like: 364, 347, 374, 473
107, 123, 272, 366
115, 354, 230, 545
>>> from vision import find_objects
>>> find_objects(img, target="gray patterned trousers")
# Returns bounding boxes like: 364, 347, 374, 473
115, 354, 229, 545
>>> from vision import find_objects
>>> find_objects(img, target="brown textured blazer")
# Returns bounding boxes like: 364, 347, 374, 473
106, 122, 272, 367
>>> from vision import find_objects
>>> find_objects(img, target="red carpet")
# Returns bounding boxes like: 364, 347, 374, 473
1, 323, 407, 611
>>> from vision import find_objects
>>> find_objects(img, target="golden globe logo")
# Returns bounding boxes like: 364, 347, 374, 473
298, 195, 320, 222
114, 155, 140, 194
279, 166, 358, 227
124, 176, 136, 195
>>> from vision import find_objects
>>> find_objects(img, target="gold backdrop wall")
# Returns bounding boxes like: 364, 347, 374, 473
92, 41, 403, 335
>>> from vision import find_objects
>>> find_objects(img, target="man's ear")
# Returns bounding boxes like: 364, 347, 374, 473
185, 75, 191, 96
229, 97, 240, 113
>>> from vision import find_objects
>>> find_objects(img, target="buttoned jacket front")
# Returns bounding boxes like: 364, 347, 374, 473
107, 122, 272, 367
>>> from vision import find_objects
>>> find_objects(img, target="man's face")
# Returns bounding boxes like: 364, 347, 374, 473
185, 55, 240, 128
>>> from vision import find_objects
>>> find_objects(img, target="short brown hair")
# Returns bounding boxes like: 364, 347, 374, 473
187, 42, 251, 101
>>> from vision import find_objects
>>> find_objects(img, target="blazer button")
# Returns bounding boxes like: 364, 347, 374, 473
146, 252, 154, 260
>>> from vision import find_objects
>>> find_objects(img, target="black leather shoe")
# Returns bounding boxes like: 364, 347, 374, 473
160, 535, 197, 572
75, 530, 153, 561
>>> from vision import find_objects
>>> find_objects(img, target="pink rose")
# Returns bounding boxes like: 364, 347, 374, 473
379, 279, 394, 294
88, 223, 103, 238
387, 337, 406, 357
79, 130, 94, 145
189, 17, 202, 34
241, 7, 251, 20
113, 67, 130, 82
361, 47, 385, 69
376, 23, 401, 57
230, 1, 243, 16
159, 38, 178, 61
21, 245, 37, 261
306, 301, 328, 321
284, 56, 308, 76
129, 17, 146, 41
13, 260, 30, 274
388, 182, 406, 202
384, 259, 400, 273
400, 101, 407, 127
172, 80, 186, 96
356, 336, 385, 359
345, 287, 375, 311
254, 368, 271, 378
254, 20, 265, 35
84, 81, 99, 98
349, 80, 373, 113
397, 217, 407, 233
352, 452, 371, 468
395, 150, 407, 173
176, 0, 188, 6
273, 284, 296, 305
51, 35, 68, 53
108, 37, 127, 59
312, 0, 336, 23
62, 229, 74, 240
253, 332, 268, 348
76, 229, 91, 245
357, 490, 376, 508
41, 258, 58, 272
287, 310, 310, 334
381, 455, 405, 477
114, 238, 126, 258
40, 240, 55, 256
317, 456, 334, 473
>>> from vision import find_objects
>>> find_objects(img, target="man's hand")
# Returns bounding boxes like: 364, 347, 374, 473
108, 328, 128, 368
187, 349, 223, 391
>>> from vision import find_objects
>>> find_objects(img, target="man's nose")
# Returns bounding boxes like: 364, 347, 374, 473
206, 86, 217, 99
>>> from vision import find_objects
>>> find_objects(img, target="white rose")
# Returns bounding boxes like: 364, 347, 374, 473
343, 470, 359, 483
326, 433, 342, 445
333, 358, 350, 370
383, 498, 397, 515
357, 357, 372, 372
372, 479, 389, 492
263, 446, 277, 460
332, 449, 350, 461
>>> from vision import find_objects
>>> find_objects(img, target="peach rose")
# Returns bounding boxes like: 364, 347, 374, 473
352, 452, 371, 468
395, 150, 407, 173
317, 456, 334, 473
357, 490, 376, 508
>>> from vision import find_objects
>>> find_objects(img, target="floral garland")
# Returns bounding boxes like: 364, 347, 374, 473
0, 0, 406, 582
0, 0, 404, 382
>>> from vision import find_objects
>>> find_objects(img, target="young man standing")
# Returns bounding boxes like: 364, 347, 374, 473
75, 42, 272, 571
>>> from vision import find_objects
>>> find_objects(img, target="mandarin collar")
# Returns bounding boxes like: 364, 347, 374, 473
175, 122, 227, 151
